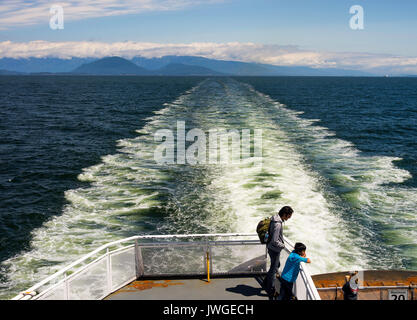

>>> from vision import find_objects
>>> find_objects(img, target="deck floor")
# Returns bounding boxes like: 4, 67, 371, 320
105, 277, 269, 300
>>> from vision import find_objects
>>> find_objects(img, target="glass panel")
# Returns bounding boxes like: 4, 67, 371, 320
38, 283, 66, 300
141, 245, 206, 275
67, 257, 107, 300
211, 244, 266, 274
111, 247, 136, 290
294, 272, 307, 299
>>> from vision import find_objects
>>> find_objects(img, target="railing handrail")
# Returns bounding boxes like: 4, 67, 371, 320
300, 264, 322, 300
12, 232, 320, 300
317, 285, 417, 290
12, 233, 257, 300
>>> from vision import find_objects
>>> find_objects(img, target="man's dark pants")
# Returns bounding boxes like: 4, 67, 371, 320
265, 248, 281, 296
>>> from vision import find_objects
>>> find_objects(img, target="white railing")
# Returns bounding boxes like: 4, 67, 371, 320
11, 233, 320, 300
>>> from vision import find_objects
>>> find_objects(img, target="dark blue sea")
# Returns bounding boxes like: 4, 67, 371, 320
0, 76, 416, 299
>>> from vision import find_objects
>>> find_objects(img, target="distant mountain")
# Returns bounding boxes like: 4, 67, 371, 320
0, 57, 94, 73
72, 56, 152, 75
0, 55, 377, 76
72, 58, 225, 76
131, 55, 372, 76
153, 63, 226, 76
132, 55, 274, 75
257, 63, 370, 76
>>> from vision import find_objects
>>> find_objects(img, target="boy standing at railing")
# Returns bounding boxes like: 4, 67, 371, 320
277, 242, 311, 301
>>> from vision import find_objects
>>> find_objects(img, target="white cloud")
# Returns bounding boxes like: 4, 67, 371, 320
0, 0, 223, 30
1, 40, 417, 74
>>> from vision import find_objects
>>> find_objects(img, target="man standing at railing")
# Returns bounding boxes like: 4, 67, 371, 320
264, 206, 293, 300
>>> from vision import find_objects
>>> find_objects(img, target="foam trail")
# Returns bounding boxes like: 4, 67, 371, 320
187, 80, 363, 273
251, 85, 417, 270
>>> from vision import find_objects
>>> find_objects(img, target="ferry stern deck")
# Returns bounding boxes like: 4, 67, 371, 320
105, 276, 268, 300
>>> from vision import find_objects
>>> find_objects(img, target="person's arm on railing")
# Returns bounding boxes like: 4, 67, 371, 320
300, 252, 311, 263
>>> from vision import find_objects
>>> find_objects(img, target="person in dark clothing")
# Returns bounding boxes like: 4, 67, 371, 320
264, 206, 293, 299
342, 271, 359, 300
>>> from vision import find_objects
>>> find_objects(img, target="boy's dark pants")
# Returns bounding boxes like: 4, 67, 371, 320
265, 248, 281, 296
277, 278, 294, 300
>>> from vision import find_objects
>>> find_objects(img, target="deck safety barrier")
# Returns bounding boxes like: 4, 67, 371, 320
12, 233, 321, 300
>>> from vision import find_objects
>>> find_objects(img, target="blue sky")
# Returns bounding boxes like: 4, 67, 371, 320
0, 0, 417, 73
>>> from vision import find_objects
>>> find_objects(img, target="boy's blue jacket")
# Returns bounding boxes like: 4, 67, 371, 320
281, 251, 308, 283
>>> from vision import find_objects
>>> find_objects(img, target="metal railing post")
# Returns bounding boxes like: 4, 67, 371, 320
209, 245, 213, 276
106, 248, 112, 294
203, 240, 211, 283
64, 273, 69, 300
135, 239, 145, 279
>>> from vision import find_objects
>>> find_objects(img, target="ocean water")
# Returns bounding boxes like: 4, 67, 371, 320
0, 76, 416, 299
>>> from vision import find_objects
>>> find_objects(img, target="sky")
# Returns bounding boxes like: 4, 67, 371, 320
0, 0, 417, 74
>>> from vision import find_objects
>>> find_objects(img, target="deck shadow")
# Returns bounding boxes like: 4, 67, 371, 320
225, 284, 268, 298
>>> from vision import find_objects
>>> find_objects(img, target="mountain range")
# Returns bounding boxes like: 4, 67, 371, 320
0, 55, 374, 76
